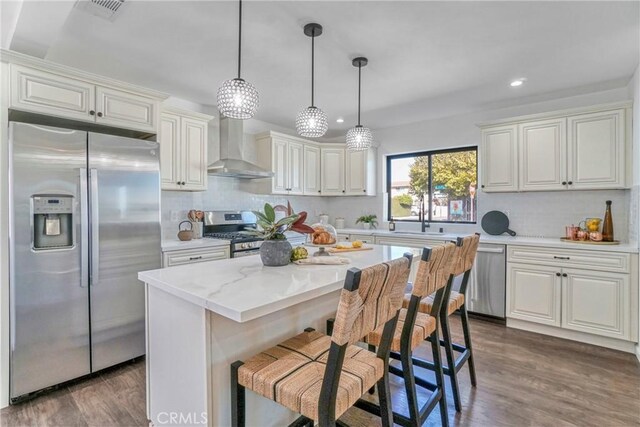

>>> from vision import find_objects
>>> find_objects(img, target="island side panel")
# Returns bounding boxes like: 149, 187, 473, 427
207, 289, 343, 427
146, 284, 211, 426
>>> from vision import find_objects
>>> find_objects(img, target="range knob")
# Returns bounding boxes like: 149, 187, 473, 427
241, 243, 247, 249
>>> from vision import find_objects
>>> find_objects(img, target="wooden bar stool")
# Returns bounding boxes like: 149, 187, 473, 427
359, 243, 457, 427
405, 233, 480, 413
230, 253, 413, 427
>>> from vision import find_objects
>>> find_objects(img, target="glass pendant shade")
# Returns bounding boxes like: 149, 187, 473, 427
296, 106, 328, 137
346, 125, 373, 151
217, 78, 259, 120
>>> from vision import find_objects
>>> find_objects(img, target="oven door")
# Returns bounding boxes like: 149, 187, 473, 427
232, 249, 260, 258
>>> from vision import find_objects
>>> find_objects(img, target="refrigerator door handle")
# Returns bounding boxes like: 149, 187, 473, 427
90, 168, 99, 286
80, 168, 89, 288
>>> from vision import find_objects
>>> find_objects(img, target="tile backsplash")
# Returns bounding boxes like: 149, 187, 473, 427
162, 177, 631, 243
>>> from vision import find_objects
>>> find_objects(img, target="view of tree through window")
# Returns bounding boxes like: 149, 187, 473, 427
387, 147, 477, 223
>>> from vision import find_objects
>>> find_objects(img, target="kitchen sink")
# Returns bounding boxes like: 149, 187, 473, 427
391, 231, 445, 236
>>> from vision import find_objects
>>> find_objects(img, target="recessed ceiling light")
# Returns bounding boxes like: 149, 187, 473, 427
336, 117, 344, 123
510, 78, 526, 87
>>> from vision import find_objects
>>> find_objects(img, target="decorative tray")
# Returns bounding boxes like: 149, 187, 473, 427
560, 238, 620, 245
327, 246, 374, 253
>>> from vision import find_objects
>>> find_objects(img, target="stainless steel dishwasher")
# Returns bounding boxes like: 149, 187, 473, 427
453, 243, 506, 320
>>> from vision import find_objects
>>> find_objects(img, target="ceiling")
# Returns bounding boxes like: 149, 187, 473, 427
6, 1, 640, 138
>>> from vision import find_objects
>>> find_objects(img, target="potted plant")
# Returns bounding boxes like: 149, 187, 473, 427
356, 214, 378, 230
242, 202, 314, 266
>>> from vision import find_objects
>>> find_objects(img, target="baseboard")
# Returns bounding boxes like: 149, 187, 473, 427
507, 318, 637, 353
635, 344, 640, 363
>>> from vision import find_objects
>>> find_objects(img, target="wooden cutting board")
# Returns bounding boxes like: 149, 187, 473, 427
327, 246, 374, 253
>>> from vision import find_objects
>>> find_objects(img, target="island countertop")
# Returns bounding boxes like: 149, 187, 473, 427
138, 244, 417, 323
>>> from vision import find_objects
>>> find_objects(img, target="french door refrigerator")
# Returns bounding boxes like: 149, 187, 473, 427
9, 121, 161, 401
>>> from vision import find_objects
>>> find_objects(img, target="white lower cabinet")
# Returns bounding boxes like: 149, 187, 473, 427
162, 246, 230, 267
562, 269, 630, 340
506, 245, 637, 344
507, 263, 562, 327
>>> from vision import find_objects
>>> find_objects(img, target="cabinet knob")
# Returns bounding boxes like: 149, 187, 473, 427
562, 181, 567, 185
318, 190, 321, 193
567, 181, 573, 185
342, 190, 345, 193
562, 273, 568, 277
97, 112, 103, 117
481, 185, 485, 188
556, 272, 561, 277
89, 110, 95, 116
363, 189, 366, 193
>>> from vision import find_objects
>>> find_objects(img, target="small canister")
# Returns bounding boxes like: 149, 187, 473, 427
334, 217, 345, 229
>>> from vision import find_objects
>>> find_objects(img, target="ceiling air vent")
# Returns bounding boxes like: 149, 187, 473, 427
74, 0, 126, 21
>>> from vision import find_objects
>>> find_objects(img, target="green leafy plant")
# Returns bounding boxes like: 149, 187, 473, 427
242, 202, 314, 240
356, 214, 378, 228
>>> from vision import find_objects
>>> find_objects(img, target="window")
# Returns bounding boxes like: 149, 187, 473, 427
387, 147, 477, 223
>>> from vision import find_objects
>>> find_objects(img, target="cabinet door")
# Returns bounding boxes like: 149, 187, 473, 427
180, 118, 208, 191
95, 86, 157, 132
567, 109, 625, 189
303, 145, 321, 195
321, 148, 345, 195
519, 118, 567, 191
287, 141, 304, 195
271, 138, 289, 194
345, 149, 367, 195
159, 113, 182, 190
11, 64, 95, 122
562, 269, 630, 340
481, 125, 518, 192
507, 263, 561, 326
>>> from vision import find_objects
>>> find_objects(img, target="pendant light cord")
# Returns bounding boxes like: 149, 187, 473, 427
237, 0, 242, 79
311, 29, 315, 107
357, 62, 362, 126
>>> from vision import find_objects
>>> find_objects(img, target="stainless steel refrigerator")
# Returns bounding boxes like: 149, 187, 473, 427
9, 121, 161, 401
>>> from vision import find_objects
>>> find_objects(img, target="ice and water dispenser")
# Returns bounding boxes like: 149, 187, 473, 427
32, 195, 73, 250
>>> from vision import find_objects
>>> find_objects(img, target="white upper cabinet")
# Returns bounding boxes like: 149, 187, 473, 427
479, 103, 630, 192
256, 132, 376, 197
321, 147, 345, 195
287, 141, 304, 195
567, 109, 626, 189
9, 62, 164, 133
519, 118, 567, 191
95, 86, 156, 132
11, 64, 95, 122
303, 144, 321, 195
480, 124, 518, 192
159, 113, 181, 190
159, 108, 212, 192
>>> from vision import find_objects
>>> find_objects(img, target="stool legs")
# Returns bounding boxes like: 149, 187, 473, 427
460, 304, 477, 387
230, 361, 245, 427
399, 346, 420, 426
430, 328, 449, 427
440, 311, 462, 412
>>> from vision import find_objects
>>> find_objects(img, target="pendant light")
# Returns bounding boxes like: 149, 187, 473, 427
345, 57, 373, 151
296, 23, 328, 138
217, 0, 259, 120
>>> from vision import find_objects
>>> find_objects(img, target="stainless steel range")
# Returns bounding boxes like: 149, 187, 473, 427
203, 211, 262, 257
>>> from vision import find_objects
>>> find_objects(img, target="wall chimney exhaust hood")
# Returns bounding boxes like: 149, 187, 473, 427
207, 117, 274, 179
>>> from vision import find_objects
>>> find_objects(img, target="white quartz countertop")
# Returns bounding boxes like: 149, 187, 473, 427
139, 244, 420, 322
161, 238, 230, 252
336, 228, 638, 253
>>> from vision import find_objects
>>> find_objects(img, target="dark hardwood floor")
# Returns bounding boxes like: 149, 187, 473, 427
2, 317, 639, 426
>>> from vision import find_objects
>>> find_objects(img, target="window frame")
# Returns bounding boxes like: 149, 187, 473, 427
386, 146, 478, 224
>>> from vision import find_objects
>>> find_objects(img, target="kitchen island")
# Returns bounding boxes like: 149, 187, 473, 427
138, 244, 418, 427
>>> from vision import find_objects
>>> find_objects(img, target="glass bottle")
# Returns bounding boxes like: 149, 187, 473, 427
602, 200, 614, 242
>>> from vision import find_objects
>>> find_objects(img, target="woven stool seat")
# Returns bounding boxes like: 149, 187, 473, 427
405, 290, 465, 316
366, 308, 436, 352
238, 327, 385, 421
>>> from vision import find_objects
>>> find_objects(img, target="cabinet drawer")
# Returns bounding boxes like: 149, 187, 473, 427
163, 247, 230, 267
508, 245, 630, 273
374, 236, 445, 248
348, 234, 375, 244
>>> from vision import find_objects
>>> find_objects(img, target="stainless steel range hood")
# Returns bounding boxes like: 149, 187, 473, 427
207, 117, 274, 179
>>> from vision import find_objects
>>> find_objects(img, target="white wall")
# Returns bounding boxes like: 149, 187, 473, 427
327, 87, 633, 241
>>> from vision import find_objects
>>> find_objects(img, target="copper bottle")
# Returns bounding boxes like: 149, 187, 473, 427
602, 200, 614, 242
